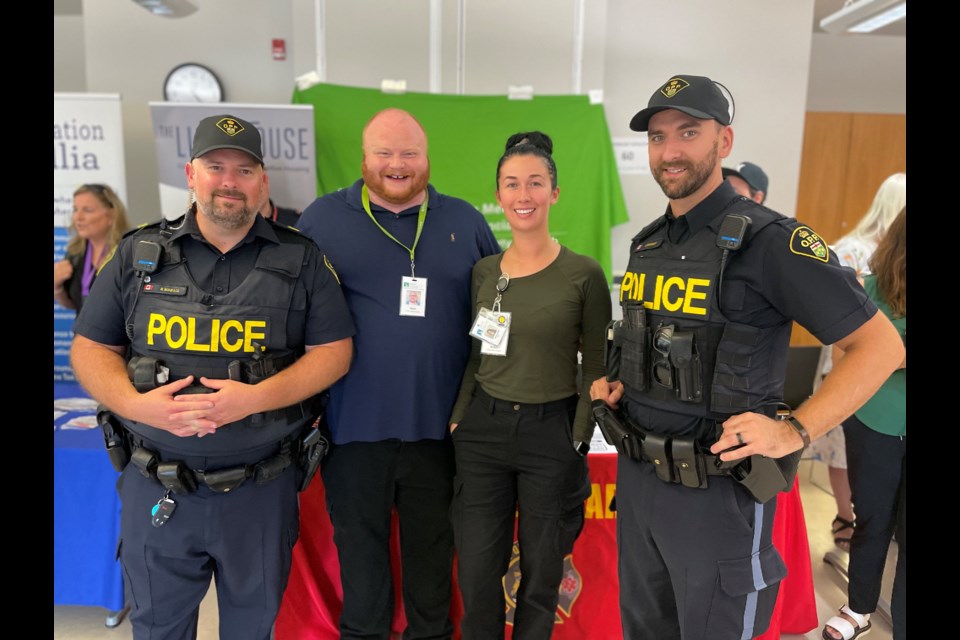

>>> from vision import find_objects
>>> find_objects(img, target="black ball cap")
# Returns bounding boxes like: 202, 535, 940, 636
630, 75, 731, 132
190, 115, 263, 164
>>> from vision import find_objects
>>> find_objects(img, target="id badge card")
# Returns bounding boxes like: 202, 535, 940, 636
479, 311, 511, 356
470, 307, 507, 345
400, 276, 427, 317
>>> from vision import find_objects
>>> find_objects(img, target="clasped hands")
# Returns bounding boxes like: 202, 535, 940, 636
141, 375, 260, 438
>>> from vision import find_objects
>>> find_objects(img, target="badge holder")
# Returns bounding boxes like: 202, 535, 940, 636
468, 273, 511, 356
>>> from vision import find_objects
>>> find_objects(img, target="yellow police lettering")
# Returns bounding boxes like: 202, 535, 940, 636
661, 276, 685, 312
185, 317, 210, 352
243, 321, 267, 353
146, 313, 166, 346
682, 278, 710, 316
144, 313, 268, 353
620, 272, 712, 315
220, 320, 244, 352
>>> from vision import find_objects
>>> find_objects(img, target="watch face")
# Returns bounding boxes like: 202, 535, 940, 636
164, 63, 223, 103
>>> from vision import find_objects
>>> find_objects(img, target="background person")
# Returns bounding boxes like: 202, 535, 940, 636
296, 108, 500, 640
54, 183, 130, 312
70, 114, 355, 640
722, 161, 768, 204
448, 132, 610, 639
823, 206, 906, 640
809, 172, 906, 552
591, 74, 904, 640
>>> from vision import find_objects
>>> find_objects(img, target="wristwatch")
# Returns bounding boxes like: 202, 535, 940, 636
573, 440, 590, 456
784, 416, 811, 449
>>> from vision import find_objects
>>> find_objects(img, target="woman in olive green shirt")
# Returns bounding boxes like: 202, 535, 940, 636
823, 206, 906, 640
448, 132, 611, 639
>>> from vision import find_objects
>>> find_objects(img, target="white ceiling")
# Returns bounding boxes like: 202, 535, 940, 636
55, 0, 908, 37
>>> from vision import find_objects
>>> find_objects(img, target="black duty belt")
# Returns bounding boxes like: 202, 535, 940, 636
128, 434, 297, 495
475, 386, 578, 418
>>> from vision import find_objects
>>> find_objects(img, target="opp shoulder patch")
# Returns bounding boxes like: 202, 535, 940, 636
789, 226, 830, 263
323, 255, 341, 284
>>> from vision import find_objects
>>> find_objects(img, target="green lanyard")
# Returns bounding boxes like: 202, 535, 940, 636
361, 184, 428, 277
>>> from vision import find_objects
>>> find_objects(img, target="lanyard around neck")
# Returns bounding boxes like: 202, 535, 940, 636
361, 184, 428, 277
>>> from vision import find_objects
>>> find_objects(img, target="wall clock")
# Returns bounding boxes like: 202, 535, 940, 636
163, 63, 223, 103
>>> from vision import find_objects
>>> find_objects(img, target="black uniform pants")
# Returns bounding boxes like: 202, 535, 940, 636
616, 456, 785, 640
451, 391, 589, 640
117, 444, 300, 640
321, 438, 455, 640
844, 415, 906, 640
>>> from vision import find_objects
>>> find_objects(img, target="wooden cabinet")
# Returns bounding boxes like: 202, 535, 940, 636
791, 111, 905, 346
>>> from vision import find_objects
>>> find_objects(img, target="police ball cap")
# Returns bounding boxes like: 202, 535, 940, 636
190, 114, 264, 164
630, 75, 732, 132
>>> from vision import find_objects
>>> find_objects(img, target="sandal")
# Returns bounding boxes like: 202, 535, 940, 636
831, 515, 855, 552
822, 604, 871, 639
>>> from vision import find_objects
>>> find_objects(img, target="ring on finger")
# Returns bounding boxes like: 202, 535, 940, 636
735, 432, 745, 447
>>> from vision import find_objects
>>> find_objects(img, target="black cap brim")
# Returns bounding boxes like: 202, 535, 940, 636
630, 105, 722, 132
192, 143, 264, 165
722, 167, 746, 182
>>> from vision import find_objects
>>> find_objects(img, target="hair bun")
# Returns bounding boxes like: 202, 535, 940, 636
504, 131, 553, 155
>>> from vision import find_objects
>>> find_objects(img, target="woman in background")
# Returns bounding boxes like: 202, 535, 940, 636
54, 183, 130, 312
822, 206, 906, 640
810, 172, 905, 551
449, 132, 610, 639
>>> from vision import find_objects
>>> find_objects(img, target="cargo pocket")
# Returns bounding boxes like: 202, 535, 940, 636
707, 544, 787, 636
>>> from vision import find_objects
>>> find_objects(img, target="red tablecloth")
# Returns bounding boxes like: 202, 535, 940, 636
275, 455, 816, 639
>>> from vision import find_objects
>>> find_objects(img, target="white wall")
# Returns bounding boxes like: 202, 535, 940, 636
807, 33, 906, 113
54, 0, 905, 251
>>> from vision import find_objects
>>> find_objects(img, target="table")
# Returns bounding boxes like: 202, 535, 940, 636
275, 449, 816, 639
53, 382, 125, 617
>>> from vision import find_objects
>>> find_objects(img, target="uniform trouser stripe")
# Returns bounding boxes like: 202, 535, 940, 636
740, 501, 765, 639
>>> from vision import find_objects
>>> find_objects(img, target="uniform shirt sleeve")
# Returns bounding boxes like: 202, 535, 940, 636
72, 236, 135, 347
302, 244, 356, 346
757, 221, 878, 345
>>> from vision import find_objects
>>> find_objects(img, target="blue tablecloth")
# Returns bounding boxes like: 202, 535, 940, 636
53, 382, 124, 611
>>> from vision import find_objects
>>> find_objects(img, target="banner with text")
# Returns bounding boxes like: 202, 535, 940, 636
292, 83, 628, 280
53, 93, 127, 382
149, 103, 317, 220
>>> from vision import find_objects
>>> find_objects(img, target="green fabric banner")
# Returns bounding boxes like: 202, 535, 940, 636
293, 82, 629, 280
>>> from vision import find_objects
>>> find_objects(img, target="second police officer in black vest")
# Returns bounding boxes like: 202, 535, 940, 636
590, 76, 904, 640
70, 114, 356, 640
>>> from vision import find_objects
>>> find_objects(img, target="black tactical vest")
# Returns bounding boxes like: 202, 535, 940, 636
618, 199, 787, 433
120, 219, 309, 455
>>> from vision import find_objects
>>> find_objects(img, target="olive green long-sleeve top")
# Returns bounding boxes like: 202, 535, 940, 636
450, 245, 612, 441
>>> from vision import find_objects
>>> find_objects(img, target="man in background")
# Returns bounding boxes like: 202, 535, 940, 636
722, 161, 768, 204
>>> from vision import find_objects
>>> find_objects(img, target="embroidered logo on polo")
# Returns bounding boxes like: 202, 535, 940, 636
215, 118, 245, 137
660, 77, 690, 99
503, 542, 583, 625
789, 226, 830, 262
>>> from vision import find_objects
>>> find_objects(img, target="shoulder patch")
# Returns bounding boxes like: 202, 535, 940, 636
789, 226, 830, 262
323, 255, 341, 284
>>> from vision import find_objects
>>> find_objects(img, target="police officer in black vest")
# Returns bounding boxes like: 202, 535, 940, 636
590, 76, 904, 640
70, 114, 355, 640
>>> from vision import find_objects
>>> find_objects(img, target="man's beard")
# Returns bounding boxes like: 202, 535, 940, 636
362, 160, 430, 206
196, 189, 257, 230
652, 140, 719, 201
